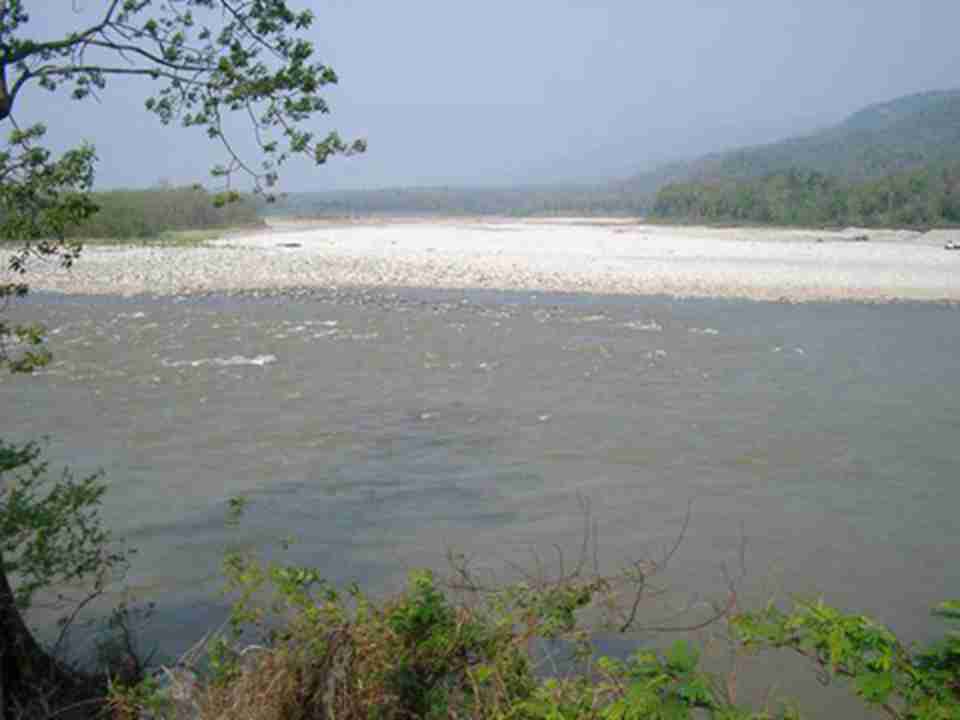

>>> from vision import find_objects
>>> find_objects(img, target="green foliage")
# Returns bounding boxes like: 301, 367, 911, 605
108, 672, 169, 720
651, 162, 960, 228
96, 495, 953, 719
0, 439, 131, 610
0, 124, 97, 249
734, 600, 960, 719
59, 185, 262, 241
629, 89, 960, 200
1, 2, 364, 370
263, 185, 648, 218
109, 540, 960, 720
0, 124, 97, 372
0, 1, 364, 194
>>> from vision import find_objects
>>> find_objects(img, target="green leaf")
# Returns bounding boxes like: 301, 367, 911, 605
933, 600, 960, 620
667, 640, 699, 674
854, 671, 894, 703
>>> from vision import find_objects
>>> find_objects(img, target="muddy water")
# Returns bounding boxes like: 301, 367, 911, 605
2, 289, 958, 695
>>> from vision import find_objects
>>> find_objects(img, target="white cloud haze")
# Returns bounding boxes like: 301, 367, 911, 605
23, 0, 960, 191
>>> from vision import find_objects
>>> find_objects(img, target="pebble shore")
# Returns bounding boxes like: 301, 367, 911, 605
6, 219, 960, 302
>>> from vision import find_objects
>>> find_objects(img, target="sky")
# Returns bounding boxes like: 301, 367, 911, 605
20, 0, 960, 191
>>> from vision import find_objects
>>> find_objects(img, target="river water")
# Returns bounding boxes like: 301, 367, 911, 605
2, 287, 958, 710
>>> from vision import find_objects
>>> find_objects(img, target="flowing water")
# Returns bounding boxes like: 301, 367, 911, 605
2, 287, 958, 713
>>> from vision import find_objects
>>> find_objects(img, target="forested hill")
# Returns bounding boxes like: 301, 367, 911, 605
265, 89, 960, 219
625, 89, 960, 194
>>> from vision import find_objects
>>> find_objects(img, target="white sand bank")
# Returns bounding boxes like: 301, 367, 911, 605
6, 219, 960, 302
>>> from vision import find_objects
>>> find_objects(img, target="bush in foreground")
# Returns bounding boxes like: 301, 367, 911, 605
107, 550, 960, 720
3, 450, 958, 719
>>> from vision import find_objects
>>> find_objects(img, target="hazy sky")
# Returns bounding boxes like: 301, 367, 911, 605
21, 0, 960, 191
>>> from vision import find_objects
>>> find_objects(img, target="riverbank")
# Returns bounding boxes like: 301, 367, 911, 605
5, 218, 960, 302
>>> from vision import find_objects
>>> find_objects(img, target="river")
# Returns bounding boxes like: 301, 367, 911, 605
2, 287, 958, 714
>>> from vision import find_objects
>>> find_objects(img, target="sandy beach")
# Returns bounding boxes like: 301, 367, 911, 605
6, 218, 960, 302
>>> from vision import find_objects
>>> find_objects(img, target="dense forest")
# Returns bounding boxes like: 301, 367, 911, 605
263, 185, 645, 218
626, 89, 960, 197
63, 186, 262, 240
650, 162, 960, 227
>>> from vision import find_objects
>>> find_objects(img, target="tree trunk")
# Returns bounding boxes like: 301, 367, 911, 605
0, 65, 11, 122
0, 551, 84, 720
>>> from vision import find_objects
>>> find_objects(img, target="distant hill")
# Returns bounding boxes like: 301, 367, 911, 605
624, 89, 960, 198
267, 90, 960, 219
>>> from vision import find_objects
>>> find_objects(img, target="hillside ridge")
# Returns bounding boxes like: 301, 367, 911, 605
624, 88, 960, 196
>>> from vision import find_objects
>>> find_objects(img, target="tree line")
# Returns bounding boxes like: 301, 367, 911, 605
650, 162, 960, 227
63, 186, 262, 240
265, 185, 647, 218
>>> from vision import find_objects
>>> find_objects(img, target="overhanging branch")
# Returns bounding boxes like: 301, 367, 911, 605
30, 64, 214, 88
3, 0, 123, 64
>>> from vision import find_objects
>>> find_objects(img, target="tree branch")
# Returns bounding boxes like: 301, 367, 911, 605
82, 40, 208, 73
4, 0, 123, 64
220, 0, 286, 58
30, 64, 213, 88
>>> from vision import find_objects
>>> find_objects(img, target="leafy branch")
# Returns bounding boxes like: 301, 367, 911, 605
0, 0, 366, 196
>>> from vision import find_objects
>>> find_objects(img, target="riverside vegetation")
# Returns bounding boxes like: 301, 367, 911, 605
649, 163, 960, 228
3, 463, 960, 719
0, 184, 261, 248
61, 186, 262, 243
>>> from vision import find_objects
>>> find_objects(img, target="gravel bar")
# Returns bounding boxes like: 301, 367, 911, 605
5, 218, 960, 302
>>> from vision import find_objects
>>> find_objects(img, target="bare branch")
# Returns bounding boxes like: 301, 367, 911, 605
82, 40, 208, 73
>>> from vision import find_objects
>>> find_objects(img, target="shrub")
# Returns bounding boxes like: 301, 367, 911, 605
107, 547, 960, 720
62, 186, 262, 241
